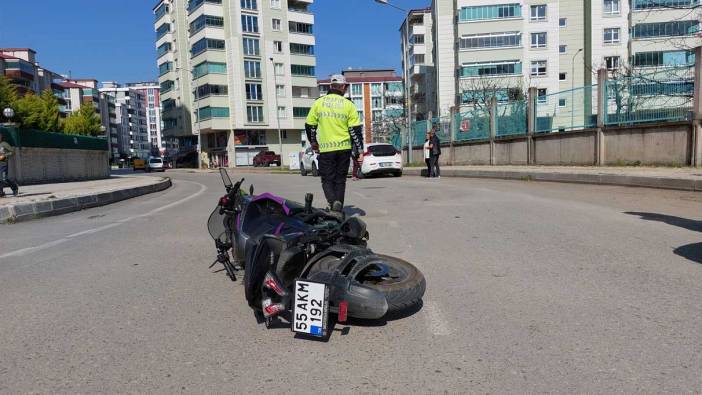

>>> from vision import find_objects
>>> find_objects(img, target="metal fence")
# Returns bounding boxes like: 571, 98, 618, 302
496, 100, 528, 137
454, 109, 490, 141
603, 67, 693, 126
535, 85, 598, 133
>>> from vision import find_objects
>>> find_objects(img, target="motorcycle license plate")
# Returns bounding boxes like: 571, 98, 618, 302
292, 280, 329, 337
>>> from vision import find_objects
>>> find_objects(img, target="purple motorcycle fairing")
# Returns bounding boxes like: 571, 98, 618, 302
251, 192, 291, 215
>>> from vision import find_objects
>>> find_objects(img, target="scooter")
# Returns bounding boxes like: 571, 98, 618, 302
207, 168, 425, 337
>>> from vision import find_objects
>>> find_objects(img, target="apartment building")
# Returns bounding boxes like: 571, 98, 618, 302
100, 82, 152, 160
317, 69, 404, 143
400, 8, 436, 122
154, 0, 317, 167
124, 82, 175, 154
0, 48, 62, 96
422, 0, 699, 121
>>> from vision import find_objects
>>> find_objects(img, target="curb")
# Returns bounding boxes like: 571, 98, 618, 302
402, 168, 702, 192
0, 177, 172, 224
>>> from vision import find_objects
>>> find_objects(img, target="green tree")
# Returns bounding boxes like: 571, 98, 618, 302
15, 92, 44, 130
0, 76, 17, 115
62, 103, 102, 136
38, 89, 61, 132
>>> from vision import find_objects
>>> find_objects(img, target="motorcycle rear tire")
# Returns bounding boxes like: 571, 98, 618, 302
309, 254, 425, 314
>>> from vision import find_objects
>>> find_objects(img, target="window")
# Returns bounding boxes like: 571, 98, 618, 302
245, 83, 263, 100
371, 83, 382, 95
156, 23, 171, 39
188, 0, 222, 13
270, 0, 281, 8
274, 62, 285, 75
295, 87, 310, 98
162, 98, 176, 111
459, 4, 522, 21
371, 97, 382, 108
633, 0, 697, 9
350, 84, 362, 96
160, 80, 174, 93
603, 0, 620, 14
189, 15, 224, 35
459, 31, 521, 49
412, 54, 425, 64
273, 41, 283, 53
243, 37, 260, 56
289, 21, 313, 34
558, 98, 566, 107
198, 106, 230, 120
530, 5, 546, 21
605, 56, 620, 70
352, 97, 363, 108
530, 60, 547, 76
293, 107, 311, 118
276, 84, 285, 97
633, 50, 695, 67
191, 38, 225, 55
159, 62, 173, 76
241, 0, 257, 10
157, 42, 171, 57
244, 60, 261, 78
195, 84, 228, 99
277, 106, 287, 118
193, 61, 227, 78
241, 15, 259, 33
461, 60, 522, 77
604, 28, 620, 43
290, 43, 315, 55
537, 88, 547, 103
291, 64, 315, 76
531, 32, 547, 48
272, 18, 281, 31
559, 72, 567, 81
559, 45, 567, 53
632, 21, 699, 39
247, 105, 264, 122
559, 18, 567, 27
155, 3, 169, 20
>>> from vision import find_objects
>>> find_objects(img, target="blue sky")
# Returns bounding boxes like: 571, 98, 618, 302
0, 0, 429, 83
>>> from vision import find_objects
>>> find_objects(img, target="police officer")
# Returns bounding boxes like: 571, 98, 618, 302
305, 74, 363, 212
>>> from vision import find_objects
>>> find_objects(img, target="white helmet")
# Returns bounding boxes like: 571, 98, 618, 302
329, 74, 347, 85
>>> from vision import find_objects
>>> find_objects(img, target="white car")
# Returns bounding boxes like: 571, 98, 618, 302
146, 156, 165, 172
360, 143, 402, 177
299, 146, 319, 176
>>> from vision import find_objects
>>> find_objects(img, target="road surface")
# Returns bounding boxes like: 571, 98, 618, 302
1, 170, 702, 393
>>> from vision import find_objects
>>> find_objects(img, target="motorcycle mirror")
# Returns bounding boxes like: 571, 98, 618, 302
219, 168, 233, 189
249, 184, 255, 196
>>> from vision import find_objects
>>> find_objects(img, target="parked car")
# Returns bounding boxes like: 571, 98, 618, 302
132, 158, 146, 171
252, 150, 281, 167
146, 156, 166, 172
360, 143, 403, 177
299, 146, 319, 176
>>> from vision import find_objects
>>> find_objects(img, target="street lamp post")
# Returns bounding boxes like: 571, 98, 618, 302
2, 107, 15, 125
571, 48, 584, 130
269, 57, 284, 166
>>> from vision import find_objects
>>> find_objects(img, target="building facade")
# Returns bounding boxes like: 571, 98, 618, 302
400, 8, 436, 123
317, 69, 404, 144
154, 0, 317, 167
0, 48, 61, 97
100, 82, 153, 160
418, 0, 700, 120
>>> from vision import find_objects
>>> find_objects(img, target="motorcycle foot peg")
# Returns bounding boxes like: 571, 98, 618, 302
263, 272, 287, 297
262, 298, 286, 318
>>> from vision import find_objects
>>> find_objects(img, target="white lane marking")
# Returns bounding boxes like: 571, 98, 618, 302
0, 180, 207, 260
353, 191, 369, 199
423, 300, 452, 336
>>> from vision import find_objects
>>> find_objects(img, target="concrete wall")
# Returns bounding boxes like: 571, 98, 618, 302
603, 122, 690, 166
402, 121, 695, 167
9, 148, 110, 185
534, 131, 597, 165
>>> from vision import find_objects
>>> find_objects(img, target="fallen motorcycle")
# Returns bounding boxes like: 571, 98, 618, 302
207, 168, 425, 338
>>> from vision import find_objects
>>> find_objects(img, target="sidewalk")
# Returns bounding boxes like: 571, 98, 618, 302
403, 165, 702, 191
0, 176, 171, 223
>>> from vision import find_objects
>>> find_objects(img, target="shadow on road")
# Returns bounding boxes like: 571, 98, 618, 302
625, 211, 702, 264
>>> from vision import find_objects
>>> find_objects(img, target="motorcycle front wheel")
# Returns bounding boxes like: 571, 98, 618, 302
308, 254, 426, 314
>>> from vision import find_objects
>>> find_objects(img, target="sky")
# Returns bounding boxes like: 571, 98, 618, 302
0, 0, 429, 84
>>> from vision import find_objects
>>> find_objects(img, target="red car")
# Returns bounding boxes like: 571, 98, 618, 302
252, 150, 281, 167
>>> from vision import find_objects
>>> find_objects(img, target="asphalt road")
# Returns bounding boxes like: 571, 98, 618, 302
2, 170, 702, 393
